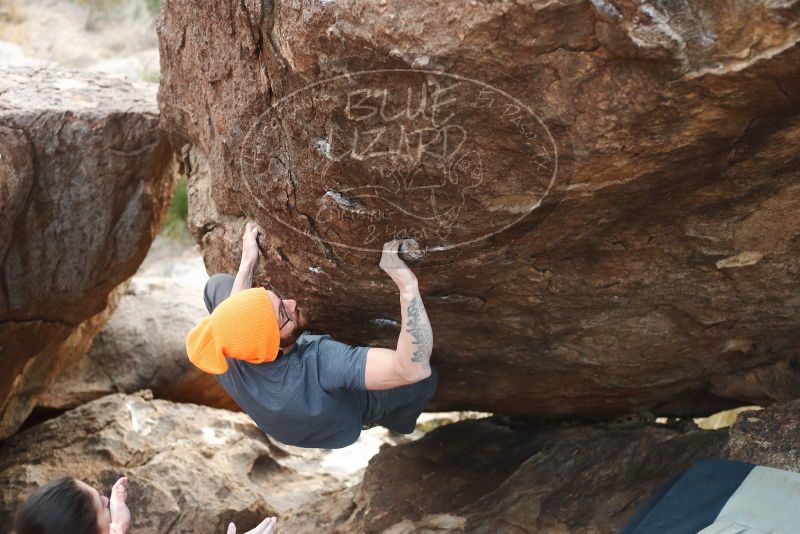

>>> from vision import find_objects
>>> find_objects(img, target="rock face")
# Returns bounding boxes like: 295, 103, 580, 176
158, 0, 800, 418
729, 399, 800, 472
0, 391, 356, 534
0, 68, 177, 438
0, 395, 728, 534
331, 418, 728, 533
38, 238, 237, 412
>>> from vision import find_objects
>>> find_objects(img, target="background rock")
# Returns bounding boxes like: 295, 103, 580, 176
0, 393, 730, 534
157, 0, 800, 419
38, 236, 237, 412
0, 391, 362, 534
0, 67, 177, 439
728, 399, 800, 472
337, 418, 728, 534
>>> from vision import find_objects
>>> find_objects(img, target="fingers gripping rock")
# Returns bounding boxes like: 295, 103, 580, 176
398, 238, 424, 264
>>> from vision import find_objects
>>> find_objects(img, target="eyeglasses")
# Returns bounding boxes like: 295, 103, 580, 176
266, 279, 292, 330
257, 236, 293, 330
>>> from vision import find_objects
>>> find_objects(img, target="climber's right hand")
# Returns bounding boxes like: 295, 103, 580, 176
379, 239, 417, 291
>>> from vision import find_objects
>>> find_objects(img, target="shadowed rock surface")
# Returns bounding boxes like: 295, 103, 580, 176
729, 399, 800, 472
0, 391, 357, 534
38, 238, 237, 412
0, 394, 728, 534
332, 418, 727, 533
0, 68, 177, 439
157, 0, 800, 419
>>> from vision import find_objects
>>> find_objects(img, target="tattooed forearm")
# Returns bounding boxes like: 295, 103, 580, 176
391, 283, 433, 382
405, 296, 433, 366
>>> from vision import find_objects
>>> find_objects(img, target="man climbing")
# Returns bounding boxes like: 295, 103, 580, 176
186, 222, 437, 448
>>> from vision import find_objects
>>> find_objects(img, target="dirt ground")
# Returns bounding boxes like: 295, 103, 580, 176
0, 0, 159, 81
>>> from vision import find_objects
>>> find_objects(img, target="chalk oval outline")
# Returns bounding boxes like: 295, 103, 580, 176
239, 68, 560, 253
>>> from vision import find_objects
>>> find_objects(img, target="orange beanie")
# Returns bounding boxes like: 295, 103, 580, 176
186, 287, 281, 374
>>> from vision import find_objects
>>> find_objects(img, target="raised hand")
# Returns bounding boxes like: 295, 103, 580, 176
241, 221, 261, 267
379, 239, 418, 291
109, 477, 131, 534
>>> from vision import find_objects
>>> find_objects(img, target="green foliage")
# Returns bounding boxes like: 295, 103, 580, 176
143, 69, 161, 84
146, 0, 159, 16
161, 175, 189, 237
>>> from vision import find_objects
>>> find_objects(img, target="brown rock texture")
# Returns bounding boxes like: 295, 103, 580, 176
38, 244, 236, 412
158, 0, 800, 418
0, 398, 729, 534
0, 67, 177, 439
0, 391, 356, 534
335, 418, 728, 533
729, 399, 800, 472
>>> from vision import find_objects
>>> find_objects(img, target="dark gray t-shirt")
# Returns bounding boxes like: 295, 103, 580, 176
215, 333, 366, 448
215, 332, 437, 449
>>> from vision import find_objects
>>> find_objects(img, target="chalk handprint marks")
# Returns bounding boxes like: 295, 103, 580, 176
240, 69, 564, 253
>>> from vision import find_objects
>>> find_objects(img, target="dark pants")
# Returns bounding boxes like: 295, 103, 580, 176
365, 367, 438, 434
204, 273, 235, 314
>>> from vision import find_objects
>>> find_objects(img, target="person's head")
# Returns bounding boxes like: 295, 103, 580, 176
187, 283, 313, 374
264, 285, 309, 349
14, 478, 110, 534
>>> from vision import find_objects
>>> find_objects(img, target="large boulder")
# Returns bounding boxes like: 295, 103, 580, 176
327, 418, 728, 533
0, 389, 729, 534
157, 0, 800, 419
37, 237, 237, 412
0, 391, 358, 534
0, 67, 177, 438
728, 399, 800, 472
